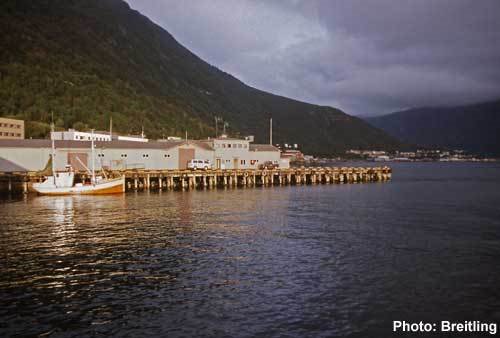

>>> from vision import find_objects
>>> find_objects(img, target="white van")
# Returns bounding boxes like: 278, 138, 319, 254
187, 159, 212, 170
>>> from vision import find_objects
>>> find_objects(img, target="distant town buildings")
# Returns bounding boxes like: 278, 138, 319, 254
0, 117, 24, 140
51, 129, 112, 142
51, 129, 148, 142
345, 149, 492, 162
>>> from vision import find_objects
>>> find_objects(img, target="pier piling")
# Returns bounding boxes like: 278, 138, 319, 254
0, 166, 392, 194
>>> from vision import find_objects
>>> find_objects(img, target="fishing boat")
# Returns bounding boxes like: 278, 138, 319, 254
33, 127, 124, 195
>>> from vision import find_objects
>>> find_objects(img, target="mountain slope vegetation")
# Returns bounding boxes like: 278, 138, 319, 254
0, 0, 401, 154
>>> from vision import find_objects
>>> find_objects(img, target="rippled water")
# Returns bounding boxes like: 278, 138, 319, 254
1, 163, 500, 337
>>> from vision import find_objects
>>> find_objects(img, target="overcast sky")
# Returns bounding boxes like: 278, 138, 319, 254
126, 0, 500, 116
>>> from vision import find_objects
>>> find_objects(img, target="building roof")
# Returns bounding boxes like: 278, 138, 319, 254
249, 144, 280, 152
213, 137, 250, 141
0, 157, 27, 172
189, 140, 215, 151
0, 139, 214, 151
0, 117, 24, 123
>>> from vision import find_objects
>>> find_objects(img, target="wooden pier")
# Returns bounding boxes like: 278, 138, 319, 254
0, 167, 391, 194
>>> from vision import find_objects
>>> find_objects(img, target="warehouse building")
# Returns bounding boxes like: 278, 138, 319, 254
0, 137, 287, 172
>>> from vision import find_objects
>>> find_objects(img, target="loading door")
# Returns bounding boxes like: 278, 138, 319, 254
179, 148, 195, 169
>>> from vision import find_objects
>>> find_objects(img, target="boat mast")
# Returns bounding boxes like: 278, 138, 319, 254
91, 129, 95, 184
51, 123, 56, 184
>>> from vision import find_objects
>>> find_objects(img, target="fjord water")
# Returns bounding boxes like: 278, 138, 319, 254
1, 163, 499, 337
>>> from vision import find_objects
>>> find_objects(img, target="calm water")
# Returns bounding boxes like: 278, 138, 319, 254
1, 163, 500, 337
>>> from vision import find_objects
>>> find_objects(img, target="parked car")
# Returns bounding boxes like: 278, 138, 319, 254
258, 161, 279, 170
187, 159, 212, 170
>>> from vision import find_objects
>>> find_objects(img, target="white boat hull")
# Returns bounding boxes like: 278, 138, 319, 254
33, 177, 125, 195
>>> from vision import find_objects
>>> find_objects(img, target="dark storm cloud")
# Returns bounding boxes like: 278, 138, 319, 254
126, 0, 500, 115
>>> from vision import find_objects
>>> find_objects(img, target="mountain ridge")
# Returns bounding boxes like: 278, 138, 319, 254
0, 0, 401, 155
365, 100, 500, 156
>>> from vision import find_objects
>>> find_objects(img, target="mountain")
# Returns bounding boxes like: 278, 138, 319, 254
0, 0, 401, 155
365, 100, 500, 156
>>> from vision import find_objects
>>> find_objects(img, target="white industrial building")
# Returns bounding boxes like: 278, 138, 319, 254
51, 129, 148, 142
0, 136, 288, 172
51, 129, 112, 142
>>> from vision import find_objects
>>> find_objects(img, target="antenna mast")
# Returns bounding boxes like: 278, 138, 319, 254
269, 118, 273, 145
215, 116, 218, 138
50, 123, 56, 184
91, 129, 96, 184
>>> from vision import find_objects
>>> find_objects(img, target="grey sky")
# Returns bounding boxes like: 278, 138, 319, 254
126, 0, 500, 116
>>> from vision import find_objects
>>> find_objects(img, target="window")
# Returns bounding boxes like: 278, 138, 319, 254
121, 154, 127, 158
233, 144, 237, 148
16, 133, 21, 137
241, 160, 246, 165
228, 144, 231, 148
226, 159, 230, 163
244, 144, 248, 148
143, 154, 149, 158
222, 144, 226, 148
164, 154, 170, 158
238, 144, 242, 148
0, 132, 3, 136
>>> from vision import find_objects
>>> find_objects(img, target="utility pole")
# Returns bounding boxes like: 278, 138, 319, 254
50, 122, 56, 185
269, 118, 273, 145
215, 116, 218, 138
91, 129, 95, 184
109, 116, 113, 139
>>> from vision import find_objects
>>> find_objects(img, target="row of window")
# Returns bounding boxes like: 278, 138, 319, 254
0, 132, 21, 137
223, 159, 259, 164
86, 153, 265, 166
216, 143, 248, 149
74, 136, 109, 141
106, 154, 258, 163
118, 153, 171, 158
0, 123, 22, 129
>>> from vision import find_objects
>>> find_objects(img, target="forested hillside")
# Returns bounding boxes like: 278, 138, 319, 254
0, 0, 401, 154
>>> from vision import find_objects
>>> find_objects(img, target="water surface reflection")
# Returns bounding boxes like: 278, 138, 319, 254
1, 164, 500, 337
